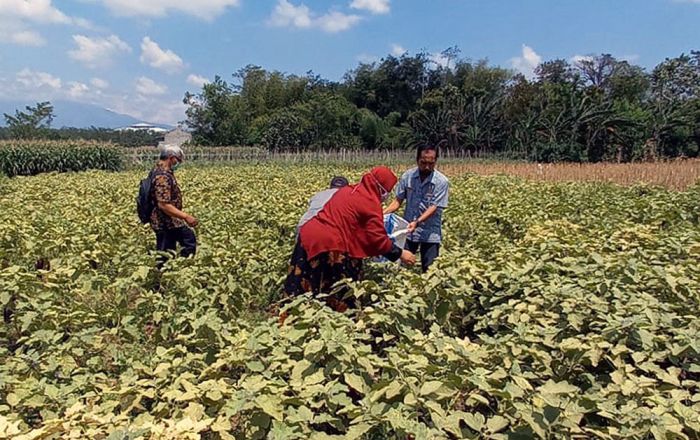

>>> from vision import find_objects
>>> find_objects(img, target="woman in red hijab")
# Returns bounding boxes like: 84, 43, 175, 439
284, 166, 416, 310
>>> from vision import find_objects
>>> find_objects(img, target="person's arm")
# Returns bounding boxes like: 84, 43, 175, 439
383, 244, 416, 265
407, 180, 448, 232
158, 202, 198, 227
407, 205, 437, 232
383, 198, 402, 214
384, 173, 407, 214
153, 175, 198, 227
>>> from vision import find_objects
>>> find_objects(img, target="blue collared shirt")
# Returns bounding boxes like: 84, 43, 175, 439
395, 167, 449, 244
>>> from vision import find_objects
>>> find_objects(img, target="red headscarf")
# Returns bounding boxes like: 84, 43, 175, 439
299, 166, 398, 260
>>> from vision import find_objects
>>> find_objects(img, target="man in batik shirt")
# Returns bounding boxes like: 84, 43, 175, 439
150, 145, 198, 267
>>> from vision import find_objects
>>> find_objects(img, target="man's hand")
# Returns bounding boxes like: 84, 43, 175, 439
407, 221, 418, 232
400, 250, 416, 266
184, 215, 199, 227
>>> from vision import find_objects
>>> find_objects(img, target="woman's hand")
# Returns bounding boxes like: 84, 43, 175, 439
400, 250, 416, 265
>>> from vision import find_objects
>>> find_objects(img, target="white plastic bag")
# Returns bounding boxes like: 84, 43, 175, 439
372, 213, 409, 263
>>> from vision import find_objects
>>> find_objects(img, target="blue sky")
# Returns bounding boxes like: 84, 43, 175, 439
0, 0, 698, 124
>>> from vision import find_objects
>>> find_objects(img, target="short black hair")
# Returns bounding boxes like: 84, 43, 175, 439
416, 142, 440, 161
329, 176, 349, 188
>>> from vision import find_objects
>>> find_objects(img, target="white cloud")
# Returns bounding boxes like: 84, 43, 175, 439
135, 76, 168, 96
67, 81, 90, 99
5, 29, 46, 46
95, 0, 240, 20
0, 0, 92, 28
316, 11, 361, 33
3, 69, 96, 103
350, 0, 390, 14
0, 0, 70, 24
106, 95, 186, 125
0, 1, 91, 48
391, 43, 406, 56
72, 17, 95, 29
68, 34, 132, 68
140, 37, 185, 73
186, 74, 209, 87
147, 99, 187, 125
90, 78, 110, 89
510, 44, 542, 79
0, 69, 183, 126
268, 0, 313, 28
15, 68, 62, 90
268, 0, 361, 33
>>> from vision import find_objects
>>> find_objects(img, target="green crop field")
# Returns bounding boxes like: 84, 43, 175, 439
1, 165, 699, 439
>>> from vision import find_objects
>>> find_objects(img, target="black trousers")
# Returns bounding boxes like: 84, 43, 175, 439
405, 240, 440, 273
155, 226, 197, 267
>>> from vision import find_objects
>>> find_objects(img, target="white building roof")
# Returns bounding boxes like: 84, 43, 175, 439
115, 123, 168, 133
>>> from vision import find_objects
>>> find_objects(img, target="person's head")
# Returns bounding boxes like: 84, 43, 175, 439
368, 166, 397, 202
159, 145, 184, 170
416, 142, 439, 177
329, 176, 349, 189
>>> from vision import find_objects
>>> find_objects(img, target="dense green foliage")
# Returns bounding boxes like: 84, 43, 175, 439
0, 140, 123, 176
184, 51, 700, 161
1, 165, 698, 439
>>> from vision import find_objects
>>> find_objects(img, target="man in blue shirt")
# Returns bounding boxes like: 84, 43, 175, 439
384, 143, 449, 272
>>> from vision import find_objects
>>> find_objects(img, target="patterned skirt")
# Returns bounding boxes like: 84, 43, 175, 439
284, 239, 363, 311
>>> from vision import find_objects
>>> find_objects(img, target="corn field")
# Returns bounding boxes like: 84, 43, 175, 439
2, 141, 700, 190
0, 140, 123, 177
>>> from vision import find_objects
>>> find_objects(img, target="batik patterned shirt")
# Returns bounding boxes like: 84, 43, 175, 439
150, 162, 186, 232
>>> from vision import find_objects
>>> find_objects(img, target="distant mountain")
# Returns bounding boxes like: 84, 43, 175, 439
0, 100, 173, 130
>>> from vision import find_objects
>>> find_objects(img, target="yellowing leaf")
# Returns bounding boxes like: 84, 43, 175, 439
486, 415, 509, 433
344, 373, 366, 394
419, 380, 443, 396
538, 380, 579, 395
256, 395, 284, 421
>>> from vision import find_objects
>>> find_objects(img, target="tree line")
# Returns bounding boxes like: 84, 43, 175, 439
184, 49, 700, 162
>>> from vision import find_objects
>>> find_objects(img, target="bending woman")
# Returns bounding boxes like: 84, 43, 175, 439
284, 166, 416, 311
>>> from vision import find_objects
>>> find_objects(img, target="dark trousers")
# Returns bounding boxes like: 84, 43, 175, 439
155, 226, 197, 268
405, 240, 440, 273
